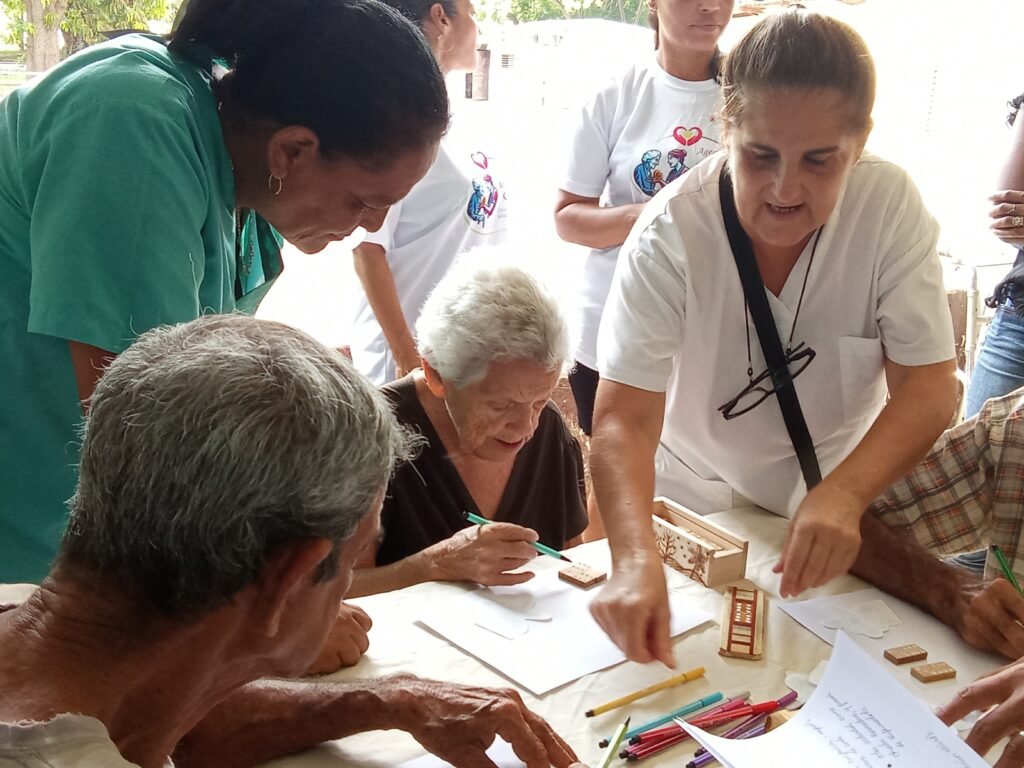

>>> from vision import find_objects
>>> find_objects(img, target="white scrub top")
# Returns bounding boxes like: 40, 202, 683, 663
350, 139, 508, 385
598, 151, 955, 516
561, 56, 721, 369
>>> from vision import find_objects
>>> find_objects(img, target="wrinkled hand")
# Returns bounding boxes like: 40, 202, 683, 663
775, 483, 865, 598
937, 657, 1024, 765
590, 553, 675, 668
392, 675, 579, 768
430, 523, 539, 586
305, 602, 372, 675
949, 577, 1024, 660
989, 190, 1024, 246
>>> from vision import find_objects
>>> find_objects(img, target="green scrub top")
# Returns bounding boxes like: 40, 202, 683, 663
0, 34, 282, 583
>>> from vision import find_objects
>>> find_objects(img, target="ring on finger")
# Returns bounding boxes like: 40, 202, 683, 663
1014, 215, 1024, 227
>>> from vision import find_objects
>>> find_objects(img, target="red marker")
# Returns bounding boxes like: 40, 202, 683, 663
688, 696, 789, 730
631, 694, 751, 744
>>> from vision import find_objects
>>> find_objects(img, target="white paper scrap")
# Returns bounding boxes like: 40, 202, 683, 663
683, 631, 988, 768
417, 566, 713, 696
822, 599, 903, 638
397, 739, 523, 767
780, 588, 1002, 708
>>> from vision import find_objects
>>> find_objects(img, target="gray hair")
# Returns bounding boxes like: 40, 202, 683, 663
415, 259, 569, 388
61, 314, 413, 616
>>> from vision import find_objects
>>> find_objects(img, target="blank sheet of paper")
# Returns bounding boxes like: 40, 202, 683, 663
779, 588, 1002, 708
684, 631, 988, 768
417, 565, 714, 695
396, 740, 523, 768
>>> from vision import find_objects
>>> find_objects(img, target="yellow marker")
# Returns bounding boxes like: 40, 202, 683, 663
585, 666, 705, 717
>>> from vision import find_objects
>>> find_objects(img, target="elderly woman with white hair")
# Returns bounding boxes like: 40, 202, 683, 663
348, 262, 588, 596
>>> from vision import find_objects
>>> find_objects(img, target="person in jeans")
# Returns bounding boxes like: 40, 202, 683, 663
965, 92, 1024, 417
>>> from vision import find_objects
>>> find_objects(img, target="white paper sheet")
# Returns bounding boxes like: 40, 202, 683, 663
780, 588, 1002, 707
417, 563, 714, 695
683, 632, 988, 768
821, 599, 902, 638
396, 740, 523, 768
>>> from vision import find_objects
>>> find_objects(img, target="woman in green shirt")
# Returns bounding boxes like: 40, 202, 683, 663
0, 0, 449, 582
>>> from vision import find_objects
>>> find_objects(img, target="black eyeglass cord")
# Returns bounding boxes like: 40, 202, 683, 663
743, 226, 823, 379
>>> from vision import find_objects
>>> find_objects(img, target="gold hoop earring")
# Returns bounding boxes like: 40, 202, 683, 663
267, 174, 283, 196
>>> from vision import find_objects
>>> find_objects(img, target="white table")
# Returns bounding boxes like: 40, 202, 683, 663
260, 507, 870, 767
1, 507, 997, 766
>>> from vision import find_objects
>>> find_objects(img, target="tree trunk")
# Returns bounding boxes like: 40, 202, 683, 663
25, 0, 68, 73
634, 0, 647, 25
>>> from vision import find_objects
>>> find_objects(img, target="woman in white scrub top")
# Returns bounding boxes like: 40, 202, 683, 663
351, 0, 508, 385
588, 10, 959, 667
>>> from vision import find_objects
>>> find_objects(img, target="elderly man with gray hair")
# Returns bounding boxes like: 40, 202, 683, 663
0, 315, 580, 768
349, 262, 589, 597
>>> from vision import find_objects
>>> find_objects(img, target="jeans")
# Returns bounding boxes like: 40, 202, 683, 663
965, 303, 1024, 417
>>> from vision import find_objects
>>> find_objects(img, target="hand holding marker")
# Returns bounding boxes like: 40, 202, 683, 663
464, 511, 572, 562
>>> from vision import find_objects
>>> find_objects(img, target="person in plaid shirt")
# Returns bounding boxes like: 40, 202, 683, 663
853, 387, 1024, 660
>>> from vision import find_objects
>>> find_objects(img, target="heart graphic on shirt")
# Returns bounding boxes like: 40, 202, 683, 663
470, 151, 489, 169
673, 126, 704, 146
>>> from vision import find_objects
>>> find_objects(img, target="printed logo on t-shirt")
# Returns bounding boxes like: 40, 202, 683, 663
631, 121, 720, 197
464, 151, 507, 234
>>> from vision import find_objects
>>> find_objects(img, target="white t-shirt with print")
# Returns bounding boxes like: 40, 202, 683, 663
597, 151, 955, 517
350, 139, 509, 385
562, 56, 722, 369
0, 714, 173, 767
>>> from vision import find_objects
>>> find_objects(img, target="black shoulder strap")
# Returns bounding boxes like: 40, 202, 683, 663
718, 165, 822, 489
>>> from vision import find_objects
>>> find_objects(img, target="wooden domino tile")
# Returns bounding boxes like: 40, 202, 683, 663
719, 586, 765, 660
911, 661, 957, 683
558, 563, 607, 589
883, 644, 928, 665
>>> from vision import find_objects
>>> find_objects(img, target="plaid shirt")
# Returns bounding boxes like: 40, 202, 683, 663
871, 388, 1024, 576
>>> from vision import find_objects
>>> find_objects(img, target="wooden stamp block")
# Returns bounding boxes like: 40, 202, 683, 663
719, 585, 765, 660
883, 644, 928, 665
652, 497, 748, 588
558, 563, 607, 589
911, 661, 956, 683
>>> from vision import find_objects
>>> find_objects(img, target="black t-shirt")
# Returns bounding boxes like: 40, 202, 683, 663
376, 376, 589, 566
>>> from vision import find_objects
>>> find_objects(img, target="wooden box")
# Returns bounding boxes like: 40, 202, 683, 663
651, 497, 748, 588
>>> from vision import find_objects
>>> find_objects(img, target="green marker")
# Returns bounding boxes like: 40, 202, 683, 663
991, 545, 1023, 595
463, 511, 572, 562
598, 716, 630, 768
621, 692, 725, 743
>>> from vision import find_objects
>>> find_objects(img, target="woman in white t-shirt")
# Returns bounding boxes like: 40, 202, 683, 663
588, 11, 959, 666
554, 0, 733, 440
350, 0, 508, 386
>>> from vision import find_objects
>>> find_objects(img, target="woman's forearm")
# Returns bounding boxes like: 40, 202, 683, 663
554, 192, 645, 251
590, 382, 666, 561
824, 359, 958, 507
997, 109, 1024, 191
352, 242, 419, 373
346, 550, 439, 598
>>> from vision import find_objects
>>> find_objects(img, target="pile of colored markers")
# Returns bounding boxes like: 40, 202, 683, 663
594, 681, 798, 766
